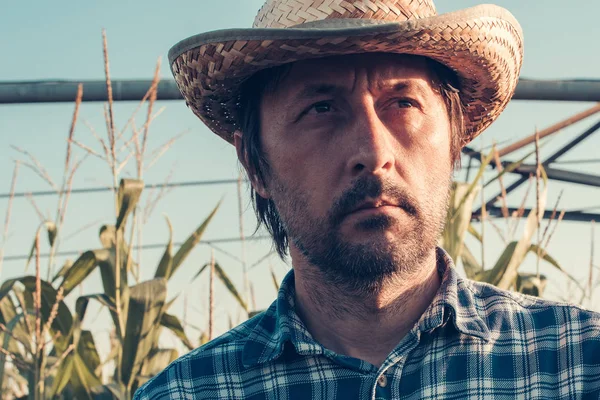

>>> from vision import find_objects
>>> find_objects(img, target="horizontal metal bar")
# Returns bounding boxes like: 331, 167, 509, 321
515, 79, 600, 102
2, 78, 600, 104
0, 178, 246, 200
2, 235, 271, 262
512, 164, 600, 187
476, 207, 599, 223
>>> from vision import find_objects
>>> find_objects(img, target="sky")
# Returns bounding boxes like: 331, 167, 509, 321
1, 0, 599, 361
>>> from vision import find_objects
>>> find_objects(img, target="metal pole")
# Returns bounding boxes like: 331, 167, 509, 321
0, 80, 183, 104
2, 78, 600, 104
542, 119, 600, 164
480, 207, 600, 223
511, 165, 600, 187
498, 103, 600, 157
474, 119, 600, 213
515, 79, 600, 103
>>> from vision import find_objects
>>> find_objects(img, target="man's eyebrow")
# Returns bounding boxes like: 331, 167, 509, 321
379, 81, 423, 93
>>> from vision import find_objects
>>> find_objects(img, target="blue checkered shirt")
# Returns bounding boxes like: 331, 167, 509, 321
134, 248, 600, 399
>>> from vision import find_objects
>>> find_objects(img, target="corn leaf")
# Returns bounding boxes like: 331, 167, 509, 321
102, 382, 127, 399
0, 313, 25, 388
11, 287, 33, 348
494, 187, 547, 290
164, 294, 179, 312
442, 182, 480, 261
99, 224, 137, 274
191, 263, 209, 283
199, 332, 209, 346
479, 241, 517, 286
461, 245, 483, 280
99, 224, 117, 249
70, 353, 105, 400
51, 259, 73, 284
483, 147, 539, 188
248, 311, 264, 318
58, 249, 112, 297
48, 352, 74, 397
214, 262, 248, 312
25, 220, 58, 273
160, 312, 194, 350
270, 266, 280, 292
190, 260, 249, 317
516, 273, 548, 297
75, 294, 114, 324
0, 277, 72, 352
0, 296, 31, 355
49, 325, 106, 399
136, 348, 178, 390
170, 201, 221, 281
116, 179, 144, 231
449, 149, 494, 222
467, 224, 483, 243
528, 244, 585, 293
96, 246, 130, 334
78, 330, 102, 379
121, 278, 167, 391
154, 215, 174, 280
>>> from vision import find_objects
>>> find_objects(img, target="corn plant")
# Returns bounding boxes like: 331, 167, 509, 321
442, 145, 582, 297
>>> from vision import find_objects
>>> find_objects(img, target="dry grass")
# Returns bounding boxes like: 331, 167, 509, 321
11, 146, 58, 192
209, 249, 215, 341
480, 146, 487, 270
589, 221, 596, 303
0, 161, 20, 279
493, 145, 510, 221
237, 173, 249, 306
535, 129, 542, 279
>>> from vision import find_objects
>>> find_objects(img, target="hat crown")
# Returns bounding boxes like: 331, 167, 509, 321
253, 0, 437, 28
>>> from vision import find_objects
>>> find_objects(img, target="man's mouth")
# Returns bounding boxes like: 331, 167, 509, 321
345, 199, 399, 217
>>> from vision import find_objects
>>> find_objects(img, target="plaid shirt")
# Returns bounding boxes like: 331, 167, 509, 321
135, 248, 600, 399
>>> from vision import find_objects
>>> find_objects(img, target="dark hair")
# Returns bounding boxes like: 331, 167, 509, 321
237, 55, 465, 258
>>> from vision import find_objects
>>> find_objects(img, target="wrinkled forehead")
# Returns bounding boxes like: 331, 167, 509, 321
264, 53, 438, 100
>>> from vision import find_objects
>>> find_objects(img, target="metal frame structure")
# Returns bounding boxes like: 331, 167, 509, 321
464, 115, 600, 223
1, 78, 600, 104
1, 78, 599, 222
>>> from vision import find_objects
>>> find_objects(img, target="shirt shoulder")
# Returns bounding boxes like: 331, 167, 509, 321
462, 277, 600, 337
132, 310, 267, 400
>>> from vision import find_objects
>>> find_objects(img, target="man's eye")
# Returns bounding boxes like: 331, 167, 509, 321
396, 100, 413, 108
311, 102, 332, 113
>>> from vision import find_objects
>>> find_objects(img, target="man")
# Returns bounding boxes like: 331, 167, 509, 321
135, 0, 600, 398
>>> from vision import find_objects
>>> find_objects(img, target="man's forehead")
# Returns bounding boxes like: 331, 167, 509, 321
275, 53, 435, 96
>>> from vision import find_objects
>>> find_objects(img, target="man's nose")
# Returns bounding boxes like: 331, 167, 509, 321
345, 103, 395, 178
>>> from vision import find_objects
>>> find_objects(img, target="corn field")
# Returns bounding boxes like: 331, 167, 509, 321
0, 33, 596, 400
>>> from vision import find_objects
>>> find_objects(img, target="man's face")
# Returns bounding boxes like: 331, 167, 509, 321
251, 53, 454, 291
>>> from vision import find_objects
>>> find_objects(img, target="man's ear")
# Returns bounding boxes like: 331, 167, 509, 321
233, 130, 270, 199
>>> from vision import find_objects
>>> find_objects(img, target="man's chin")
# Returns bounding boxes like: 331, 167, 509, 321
338, 214, 414, 241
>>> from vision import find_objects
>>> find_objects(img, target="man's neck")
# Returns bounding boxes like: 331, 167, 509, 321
292, 248, 441, 368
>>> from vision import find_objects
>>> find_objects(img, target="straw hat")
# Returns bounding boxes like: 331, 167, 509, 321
168, 0, 523, 145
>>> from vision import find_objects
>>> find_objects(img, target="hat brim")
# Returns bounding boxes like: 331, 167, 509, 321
169, 4, 523, 145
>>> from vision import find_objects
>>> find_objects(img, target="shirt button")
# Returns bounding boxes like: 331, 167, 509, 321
378, 375, 388, 388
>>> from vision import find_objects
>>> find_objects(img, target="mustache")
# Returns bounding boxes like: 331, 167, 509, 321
329, 176, 419, 227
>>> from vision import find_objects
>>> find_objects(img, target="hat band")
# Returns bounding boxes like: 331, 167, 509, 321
290, 18, 396, 29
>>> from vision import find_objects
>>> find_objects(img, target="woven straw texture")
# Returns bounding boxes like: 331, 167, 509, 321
170, 0, 523, 145
254, 0, 436, 28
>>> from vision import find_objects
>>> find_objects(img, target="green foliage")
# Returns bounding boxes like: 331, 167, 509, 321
441, 147, 574, 297
0, 177, 220, 399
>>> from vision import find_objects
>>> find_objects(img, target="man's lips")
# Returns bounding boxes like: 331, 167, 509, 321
344, 199, 400, 218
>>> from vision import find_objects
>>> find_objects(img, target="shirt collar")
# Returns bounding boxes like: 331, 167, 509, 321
242, 247, 490, 368
242, 270, 323, 367
417, 247, 491, 342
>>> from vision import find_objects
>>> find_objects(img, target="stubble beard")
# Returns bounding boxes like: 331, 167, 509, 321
268, 173, 452, 296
